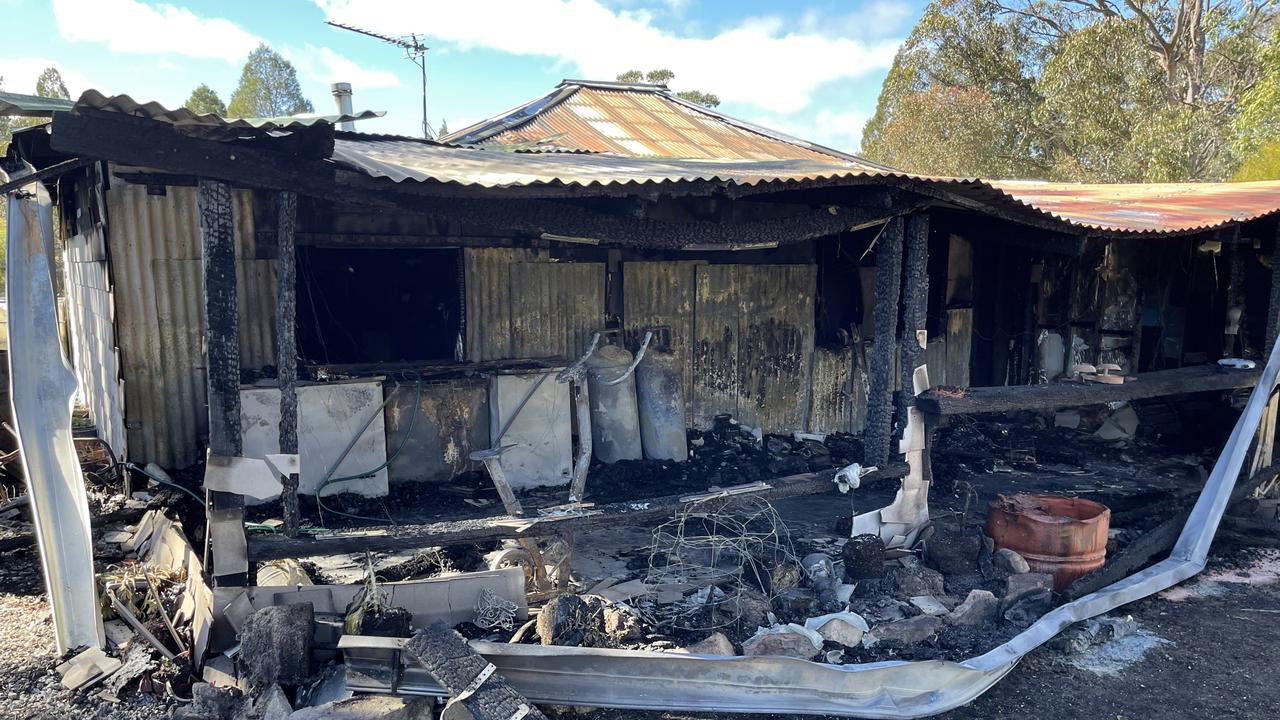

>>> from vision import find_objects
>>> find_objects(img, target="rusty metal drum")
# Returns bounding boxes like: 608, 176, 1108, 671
986, 494, 1110, 591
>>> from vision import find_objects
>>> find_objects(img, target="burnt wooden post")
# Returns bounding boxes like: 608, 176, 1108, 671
198, 179, 247, 585
898, 212, 930, 429
275, 191, 302, 536
865, 216, 904, 466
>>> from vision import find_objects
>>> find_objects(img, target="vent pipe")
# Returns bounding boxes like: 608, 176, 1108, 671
330, 83, 355, 131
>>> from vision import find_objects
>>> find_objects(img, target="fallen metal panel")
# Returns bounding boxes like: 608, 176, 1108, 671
342, 335, 1280, 718
5, 170, 104, 653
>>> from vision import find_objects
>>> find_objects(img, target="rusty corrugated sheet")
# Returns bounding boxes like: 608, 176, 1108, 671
105, 181, 274, 468
456, 83, 868, 166
331, 136, 1280, 235
988, 179, 1280, 233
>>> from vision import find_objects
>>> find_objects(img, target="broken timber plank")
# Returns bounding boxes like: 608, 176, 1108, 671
248, 462, 909, 561
405, 622, 549, 720
919, 365, 1262, 417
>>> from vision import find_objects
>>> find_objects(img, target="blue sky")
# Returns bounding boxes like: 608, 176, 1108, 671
0, 0, 928, 152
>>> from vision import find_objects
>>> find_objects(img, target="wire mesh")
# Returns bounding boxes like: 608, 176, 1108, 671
642, 495, 799, 633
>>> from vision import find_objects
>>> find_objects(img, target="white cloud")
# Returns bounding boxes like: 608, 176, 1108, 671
51, 0, 261, 63
753, 107, 870, 154
799, 1, 916, 41
285, 45, 403, 90
49, 0, 401, 98
314, 0, 902, 114
0, 56, 97, 98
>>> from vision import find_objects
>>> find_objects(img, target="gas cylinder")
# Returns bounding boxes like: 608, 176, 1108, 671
585, 344, 643, 462
635, 350, 687, 461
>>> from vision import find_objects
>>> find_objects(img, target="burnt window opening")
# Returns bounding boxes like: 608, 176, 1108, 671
296, 247, 463, 365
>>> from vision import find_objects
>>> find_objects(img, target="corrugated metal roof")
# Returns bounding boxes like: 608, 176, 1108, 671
0, 90, 75, 117
331, 134, 1280, 235
35, 90, 1280, 237
443, 80, 888, 169
73, 90, 384, 131
988, 180, 1280, 233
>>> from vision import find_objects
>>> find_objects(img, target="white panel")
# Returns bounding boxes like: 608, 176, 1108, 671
240, 379, 389, 497
488, 372, 572, 490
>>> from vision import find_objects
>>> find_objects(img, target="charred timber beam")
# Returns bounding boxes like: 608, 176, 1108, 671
918, 365, 1262, 417
50, 111, 362, 207
276, 191, 299, 455
865, 217, 904, 466
246, 463, 909, 562
0, 157, 96, 195
198, 179, 247, 585
897, 212, 930, 432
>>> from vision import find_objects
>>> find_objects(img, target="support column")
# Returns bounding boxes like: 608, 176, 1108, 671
198, 179, 247, 585
865, 216, 904, 466
898, 212, 930, 430
275, 191, 301, 536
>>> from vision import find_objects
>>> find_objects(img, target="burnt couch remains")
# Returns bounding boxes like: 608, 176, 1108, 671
4, 86, 1280, 718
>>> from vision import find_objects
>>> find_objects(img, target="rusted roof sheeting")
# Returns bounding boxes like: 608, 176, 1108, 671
989, 180, 1280, 233
74, 90, 384, 131
332, 135, 1280, 235
445, 81, 886, 169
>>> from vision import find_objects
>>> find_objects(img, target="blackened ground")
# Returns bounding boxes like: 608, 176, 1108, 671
572, 542, 1280, 720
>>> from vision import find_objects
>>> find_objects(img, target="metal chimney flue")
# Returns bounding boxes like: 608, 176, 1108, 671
330, 82, 355, 131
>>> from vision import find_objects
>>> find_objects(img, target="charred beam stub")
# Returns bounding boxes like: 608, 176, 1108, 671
897, 212, 930, 432
865, 216, 904, 466
405, 621, 549, 720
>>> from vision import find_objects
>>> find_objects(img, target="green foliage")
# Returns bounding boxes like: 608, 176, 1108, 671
616, 69, 719, 107
1233, 140, 1280, 181
184, 84, 227, 116
675, 89, 720, 108
862, 0, 1275, 182
35, 68, 69, 100
437, 117, 449, 138
1236, 27, 1280, 157
227, 44, 314, 118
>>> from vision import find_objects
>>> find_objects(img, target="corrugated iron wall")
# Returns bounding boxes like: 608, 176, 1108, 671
105, 181, 275, 468
64, 166, 128, 459
623, 261, 701, 423
463, 248, 604, 362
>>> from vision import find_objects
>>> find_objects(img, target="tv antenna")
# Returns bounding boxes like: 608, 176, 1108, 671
326, 21, 432, 139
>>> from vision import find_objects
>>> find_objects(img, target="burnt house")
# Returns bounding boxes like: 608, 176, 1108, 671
5, 86, 1280, 714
